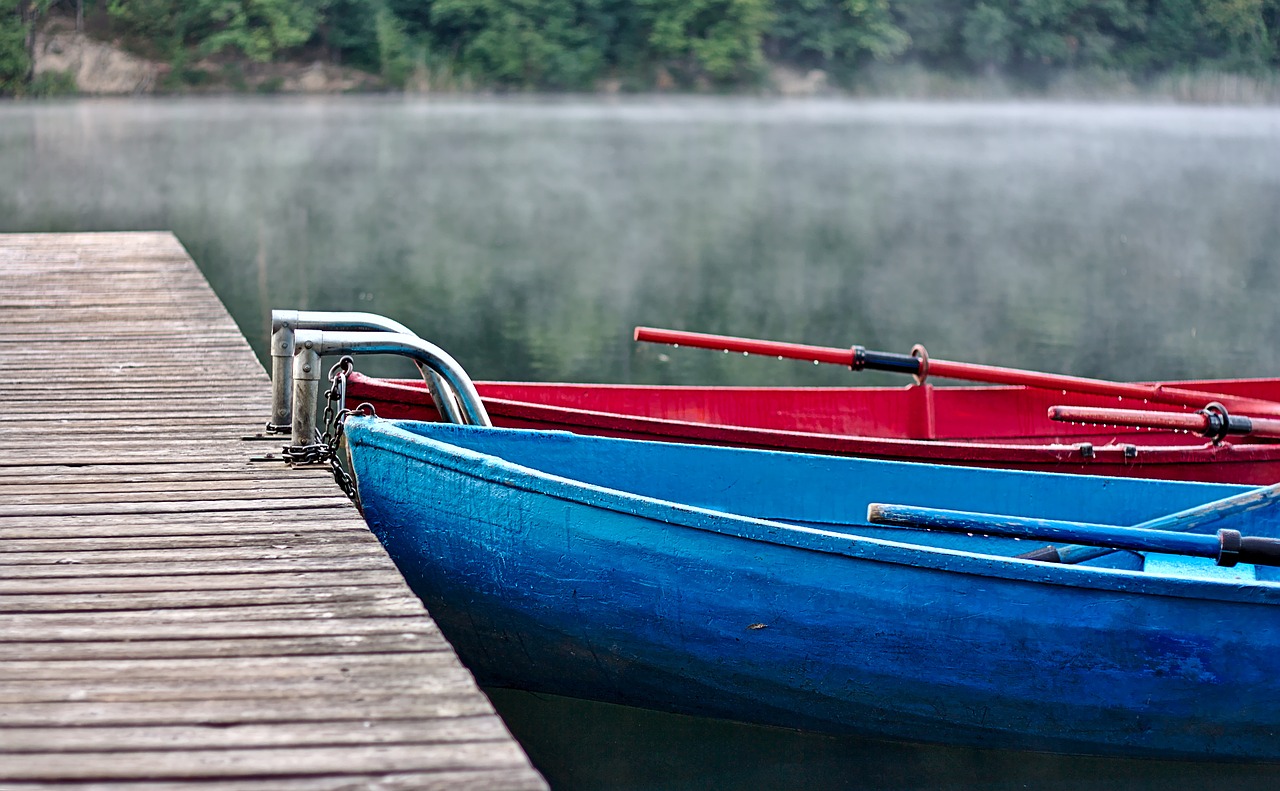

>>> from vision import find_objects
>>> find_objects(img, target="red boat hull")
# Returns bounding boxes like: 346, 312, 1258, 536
345, 373, 1280, 484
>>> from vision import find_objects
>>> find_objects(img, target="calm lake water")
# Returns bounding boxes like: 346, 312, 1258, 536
4, 96, 1280, 788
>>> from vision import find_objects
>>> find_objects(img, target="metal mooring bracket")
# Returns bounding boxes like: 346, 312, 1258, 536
287, 328, 491, 451
268, 310, 465, 434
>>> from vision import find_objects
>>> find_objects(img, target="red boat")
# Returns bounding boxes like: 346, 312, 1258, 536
345, 372, 1280, 484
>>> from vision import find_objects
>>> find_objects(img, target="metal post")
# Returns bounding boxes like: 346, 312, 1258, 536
267, 315, 296, 433
290, 334, 323, 449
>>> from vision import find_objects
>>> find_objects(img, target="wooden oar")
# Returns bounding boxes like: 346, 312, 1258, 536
635, 326, 1280, 417
867, 502, 1280, 568
867, 482, 1280, 566
1048, 403, 1280, 442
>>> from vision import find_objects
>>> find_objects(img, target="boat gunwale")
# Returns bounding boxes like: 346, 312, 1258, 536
357, 372, 1280, 393
345, 417, 1280, 604
350, 375, 1280, 464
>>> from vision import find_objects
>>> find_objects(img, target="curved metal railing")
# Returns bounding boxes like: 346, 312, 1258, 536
268, 310, 466, 434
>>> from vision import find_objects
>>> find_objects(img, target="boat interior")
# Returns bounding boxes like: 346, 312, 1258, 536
360, 375, 1280, 446
374, 420, 1280, 583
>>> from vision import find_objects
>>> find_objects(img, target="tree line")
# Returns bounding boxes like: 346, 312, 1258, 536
3, 0, 1279, 95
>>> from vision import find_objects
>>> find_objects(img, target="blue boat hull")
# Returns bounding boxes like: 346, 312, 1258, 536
345, 418, 1280, 761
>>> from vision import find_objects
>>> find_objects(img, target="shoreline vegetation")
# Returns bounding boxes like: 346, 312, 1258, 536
3, 2, 1280, 102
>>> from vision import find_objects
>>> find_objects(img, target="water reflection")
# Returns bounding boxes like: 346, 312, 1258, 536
488, 688, 1280, 791
2, 97, 1279, 388
4, 97, 1280, 788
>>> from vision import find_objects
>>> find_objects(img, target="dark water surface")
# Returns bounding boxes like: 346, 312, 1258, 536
4, 97, 1280, 387
488, 688, 1280, 791
4, 96, 1280, 788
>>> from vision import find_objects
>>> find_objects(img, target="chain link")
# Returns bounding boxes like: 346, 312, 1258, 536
283, 355, 371, 510
280, 442, 329, 465
320, 356, 353, 451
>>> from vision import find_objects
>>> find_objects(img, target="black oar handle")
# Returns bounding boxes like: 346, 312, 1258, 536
1220, 530, 1280, 568
1201, 403, 1256, 443
853, 347, 922, 375
1020, 531, 1280, 567
869, 503, 1280, 568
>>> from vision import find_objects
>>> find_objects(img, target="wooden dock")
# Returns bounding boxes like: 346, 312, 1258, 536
0, 233, 548, 790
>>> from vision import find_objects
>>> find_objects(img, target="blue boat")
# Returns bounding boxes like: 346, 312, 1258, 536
342, 416, 1280, 762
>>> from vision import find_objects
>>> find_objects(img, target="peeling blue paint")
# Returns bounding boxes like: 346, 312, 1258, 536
346, 418, 1280, 761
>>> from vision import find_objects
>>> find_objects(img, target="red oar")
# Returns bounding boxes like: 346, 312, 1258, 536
635, 326, 1280, 417
1049, 404, 1280, 442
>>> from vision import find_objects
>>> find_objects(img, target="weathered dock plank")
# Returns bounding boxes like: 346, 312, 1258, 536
0, 233, 547, 790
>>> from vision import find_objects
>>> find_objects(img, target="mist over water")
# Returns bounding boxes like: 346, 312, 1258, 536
4, 96, 1280, 788
3, 96, 1279, 388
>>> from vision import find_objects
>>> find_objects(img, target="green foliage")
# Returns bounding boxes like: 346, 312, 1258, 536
384, 0, 433, 35
106, 0, 175, 40
0, 0, 30, 95
970, 0, 1145, 71
768, 0, 907, 72
641, 0, 772, 83
106, 0, 186, 59
321, 0, 380, 70
1199, 0, 1273, 68
962, 3, 1013, 69
1118, 0, 1279, 72
374, 2, 413, 85
892, 0, 967, 64
29, 67, 77, 94
432, 0, 609, 89
1142, 0, 1207, 69
11, 0, 1280, 93
200, 0, 320, 61
107, 0, 320, 62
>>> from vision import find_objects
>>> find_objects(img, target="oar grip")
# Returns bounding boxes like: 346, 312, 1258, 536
1218, 530, 1280, 567
860, 348, 923, 375
1200, 402, 1253, 443
870, 504, 1280, 568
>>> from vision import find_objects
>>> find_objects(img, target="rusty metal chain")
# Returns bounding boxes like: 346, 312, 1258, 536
320, 356, 354, 450
324, 356, 366, 508
280, 442, 328, 465
282, 355, 371, 510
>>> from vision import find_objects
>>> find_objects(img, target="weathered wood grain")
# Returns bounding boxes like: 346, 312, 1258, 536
0, 586, 424, 613
0, 465, 330, 481
0, 570, 403, 594
0, 610, 440, 640
0, 652, 462, 682
0, 666, 483, 704
0, 716, 513, 751
1, 530, 376, 552
0, 633, 448, 661
2, 553, 405, 578
0, 768, 541, 791
0, 496, 354, 518
0, 484, 352, 505
0, 232, 545, 789
0, 517, 374, 540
